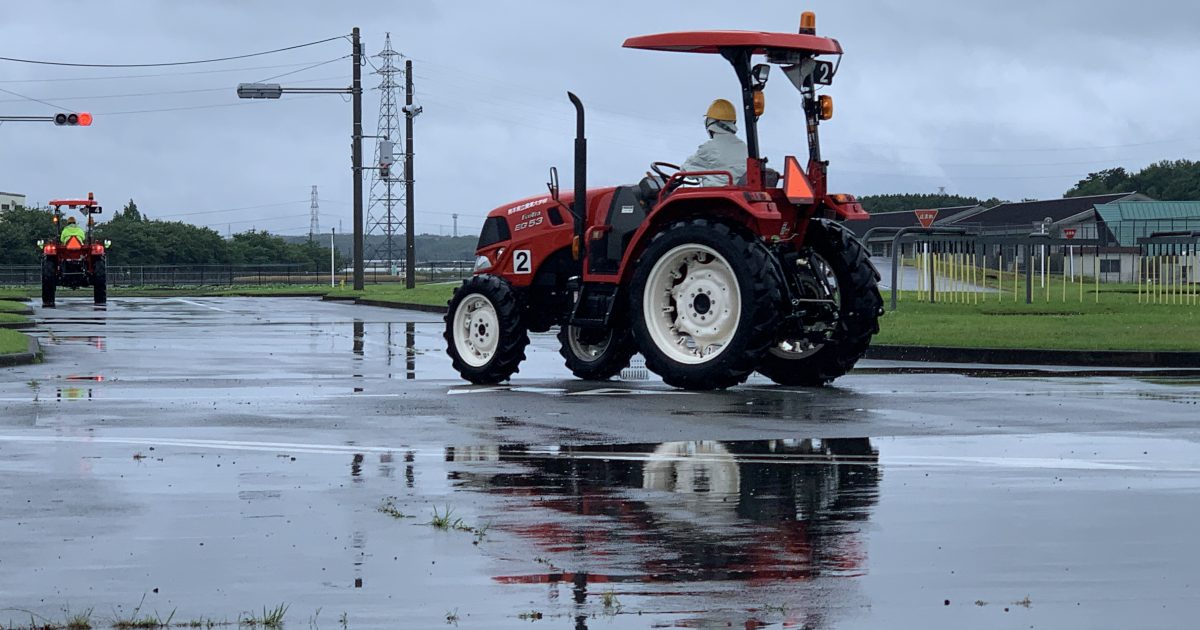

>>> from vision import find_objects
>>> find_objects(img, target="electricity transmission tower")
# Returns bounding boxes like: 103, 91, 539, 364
365, 33, 403, 273
309, 185, 320, 241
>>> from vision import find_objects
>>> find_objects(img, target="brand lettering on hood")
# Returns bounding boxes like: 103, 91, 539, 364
506, 198, 549, 215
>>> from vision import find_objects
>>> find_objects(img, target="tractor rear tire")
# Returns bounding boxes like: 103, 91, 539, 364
630, 219, 782, 390
41, 258, 56, 307
557, 325, 636, 381
757, 219, 882, 387
93, 258, 107, 305
444, 274, 529, 384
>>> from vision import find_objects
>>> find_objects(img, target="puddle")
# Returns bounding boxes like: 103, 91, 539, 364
448, 439, 879, 588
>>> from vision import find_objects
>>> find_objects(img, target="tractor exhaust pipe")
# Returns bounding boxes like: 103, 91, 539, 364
568, 92, 587, 259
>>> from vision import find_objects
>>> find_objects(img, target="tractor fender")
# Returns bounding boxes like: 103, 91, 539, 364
614, 191, 783, 284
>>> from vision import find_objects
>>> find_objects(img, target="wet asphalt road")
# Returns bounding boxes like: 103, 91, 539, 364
1, 297, 1198, 629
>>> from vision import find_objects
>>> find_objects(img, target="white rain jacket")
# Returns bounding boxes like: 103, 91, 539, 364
681, 120, 748, 187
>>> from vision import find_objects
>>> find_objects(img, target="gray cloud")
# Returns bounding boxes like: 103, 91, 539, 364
2, 0, 1197, 238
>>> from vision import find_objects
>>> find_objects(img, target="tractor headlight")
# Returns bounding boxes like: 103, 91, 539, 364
473, 255, 492, 272
104, 240, 112, 248
36, 240, 45, 248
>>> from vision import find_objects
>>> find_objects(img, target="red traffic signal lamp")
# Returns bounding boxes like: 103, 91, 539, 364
54, 112, 92, 126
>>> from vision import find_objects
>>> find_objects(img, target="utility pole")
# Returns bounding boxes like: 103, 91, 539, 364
351, 27, 365, 290
403, 59, 421, 289
452, 213, 458, 238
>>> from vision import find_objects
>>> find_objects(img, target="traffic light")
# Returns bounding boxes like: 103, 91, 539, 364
379, 139, 394, 179
54, 112, 92, 126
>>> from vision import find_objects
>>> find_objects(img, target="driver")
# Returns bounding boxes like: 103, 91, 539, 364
60, 216, 87, 245
681, 99, 747, 187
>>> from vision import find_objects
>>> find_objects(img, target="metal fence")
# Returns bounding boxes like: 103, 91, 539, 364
869, 227, 1199, 309
0, 261, 474, 287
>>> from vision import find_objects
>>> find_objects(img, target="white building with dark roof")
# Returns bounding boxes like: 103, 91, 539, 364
0, 191, 25, 213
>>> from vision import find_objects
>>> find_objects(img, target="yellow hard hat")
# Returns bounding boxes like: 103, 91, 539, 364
705, 99, 737, 122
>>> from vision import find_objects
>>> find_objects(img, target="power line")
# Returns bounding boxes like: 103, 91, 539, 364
0, 86, 69, 112
0, 35, 347, 68
156, 200, 311, 219
0, 59, 349, 84
0, 74, 342, 105
257, 56, 349, 82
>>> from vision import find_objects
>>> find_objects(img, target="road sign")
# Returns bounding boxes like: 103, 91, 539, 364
914, 209, 938, 228
1063, 228, 1077, 239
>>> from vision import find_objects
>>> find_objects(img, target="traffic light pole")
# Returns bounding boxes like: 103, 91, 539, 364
351, 27, 366, 291
235, 28, 365, 290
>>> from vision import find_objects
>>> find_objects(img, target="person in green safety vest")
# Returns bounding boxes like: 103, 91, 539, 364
60, 216, 87, 245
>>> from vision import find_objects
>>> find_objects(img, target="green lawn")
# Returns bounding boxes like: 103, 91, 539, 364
0, 300, 30, 313
0, 289, 31, 301
0, 313, 30, 326
0, 329, 29, 355
880, 291, 1200, 351
325, 282, 460, 307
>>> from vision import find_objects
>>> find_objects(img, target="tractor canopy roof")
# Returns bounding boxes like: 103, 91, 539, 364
49, 199, 98, 208
623, 31, 842, 57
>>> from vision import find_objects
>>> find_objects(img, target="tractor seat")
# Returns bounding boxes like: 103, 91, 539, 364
637, 175, 662, 205
735, 167, 782, 187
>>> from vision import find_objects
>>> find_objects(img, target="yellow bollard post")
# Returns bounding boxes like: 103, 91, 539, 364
999, 253, 1004, 303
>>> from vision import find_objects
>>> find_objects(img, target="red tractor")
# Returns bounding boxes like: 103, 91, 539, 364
445, 13, 882, 390
39, 193, 108, 306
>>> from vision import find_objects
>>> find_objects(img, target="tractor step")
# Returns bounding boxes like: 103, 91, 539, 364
569, 283, 619, 329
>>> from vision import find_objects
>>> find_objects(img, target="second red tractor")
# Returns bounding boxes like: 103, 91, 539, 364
445, 13, 882, 390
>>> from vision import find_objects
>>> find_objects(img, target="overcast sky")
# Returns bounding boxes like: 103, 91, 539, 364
3, 1, 1198, 238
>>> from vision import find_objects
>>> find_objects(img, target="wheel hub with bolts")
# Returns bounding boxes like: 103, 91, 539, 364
645, 244, 741, 364
454, 295, 499, 367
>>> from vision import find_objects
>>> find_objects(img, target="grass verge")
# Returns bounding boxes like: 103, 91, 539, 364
0, 329, 30, 355
325, 282, 458, 307
880, 292, 1200, 351
0, 313, 31, 326
0, 300, 31, 313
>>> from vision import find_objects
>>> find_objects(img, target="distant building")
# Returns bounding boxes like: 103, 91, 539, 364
849, 204, 986, 256
0, 191, 26, 213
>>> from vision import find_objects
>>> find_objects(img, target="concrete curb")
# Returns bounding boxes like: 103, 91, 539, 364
0, 334, 42, 367
353, 298, 448, 314
0, 319, 35, 330
865, 345, 1200, 369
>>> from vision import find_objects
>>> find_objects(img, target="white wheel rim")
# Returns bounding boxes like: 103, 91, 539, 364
453, 294, 500, 368
643, 243, 741, 365
567, 326, 611, 363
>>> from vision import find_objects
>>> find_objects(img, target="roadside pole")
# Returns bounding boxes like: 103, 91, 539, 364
331, 228, 336, 287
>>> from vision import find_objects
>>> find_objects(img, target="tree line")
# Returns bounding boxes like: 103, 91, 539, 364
0, 200, 340, 268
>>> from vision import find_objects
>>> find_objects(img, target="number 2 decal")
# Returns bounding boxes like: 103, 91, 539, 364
813, 60, 834, 85
513, 250, 531, 274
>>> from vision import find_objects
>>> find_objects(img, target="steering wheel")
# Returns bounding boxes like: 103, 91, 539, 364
649, 161, 701, 187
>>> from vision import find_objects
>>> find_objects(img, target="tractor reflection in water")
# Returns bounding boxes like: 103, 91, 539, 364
446, 438, 878, 625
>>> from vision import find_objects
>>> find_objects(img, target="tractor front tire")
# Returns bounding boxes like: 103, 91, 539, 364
93, 258, 107, 305
630, 219, 782, 390
444, 274, 529, 384
41, 258, 56, 307
557, 325, 637, 381
757, 219, 882, 387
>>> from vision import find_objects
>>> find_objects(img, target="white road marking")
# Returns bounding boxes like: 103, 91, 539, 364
174, 298, 231, 313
